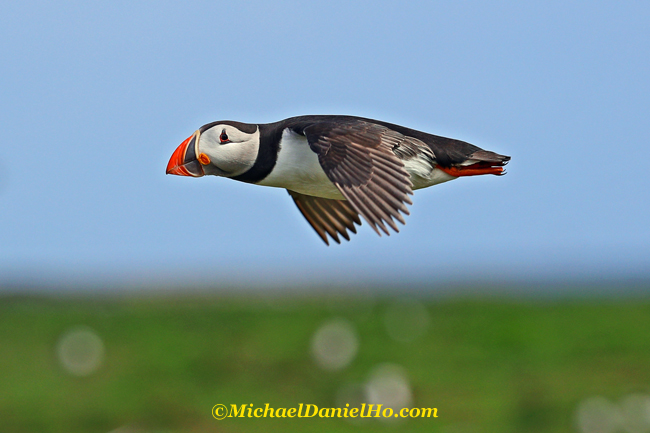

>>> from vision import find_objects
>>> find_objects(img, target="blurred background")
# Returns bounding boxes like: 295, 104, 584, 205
1, 0, 649, 432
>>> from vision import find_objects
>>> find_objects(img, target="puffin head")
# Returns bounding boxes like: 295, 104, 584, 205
166, 121, 260, 178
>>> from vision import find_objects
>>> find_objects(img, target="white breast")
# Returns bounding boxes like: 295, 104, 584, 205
257, 129, 344, 199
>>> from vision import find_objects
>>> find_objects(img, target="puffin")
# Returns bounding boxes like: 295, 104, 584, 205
166, 115, 510, 245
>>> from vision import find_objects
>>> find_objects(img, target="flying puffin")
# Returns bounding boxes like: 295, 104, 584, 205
166, 115, 510, 245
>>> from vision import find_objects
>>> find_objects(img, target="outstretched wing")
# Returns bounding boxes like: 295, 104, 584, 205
287, 190, 361, 245
295, 120, 414, 236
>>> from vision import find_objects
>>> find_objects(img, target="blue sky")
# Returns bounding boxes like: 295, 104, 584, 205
1, 1, 649, 290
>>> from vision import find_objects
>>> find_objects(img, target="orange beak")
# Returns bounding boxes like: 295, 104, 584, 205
166, 132, 204, 177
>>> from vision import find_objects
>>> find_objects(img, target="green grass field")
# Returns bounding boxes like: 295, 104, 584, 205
2, 291, 650, 432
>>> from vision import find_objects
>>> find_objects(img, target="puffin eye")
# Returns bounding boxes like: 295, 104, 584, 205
219, 130, 229, 143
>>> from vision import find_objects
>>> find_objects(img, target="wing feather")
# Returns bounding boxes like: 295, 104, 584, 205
288, 190, 361, 245
299, 120, 415, 236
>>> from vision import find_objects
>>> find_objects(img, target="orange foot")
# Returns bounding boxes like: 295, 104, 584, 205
438, 162, 506, 177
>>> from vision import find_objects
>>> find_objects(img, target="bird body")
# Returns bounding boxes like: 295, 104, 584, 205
167, 115, 510, 244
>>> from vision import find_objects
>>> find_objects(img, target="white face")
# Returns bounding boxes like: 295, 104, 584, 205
197, 124, 260, 177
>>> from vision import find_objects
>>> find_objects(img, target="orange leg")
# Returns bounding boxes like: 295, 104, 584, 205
438, 165, 505, 177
